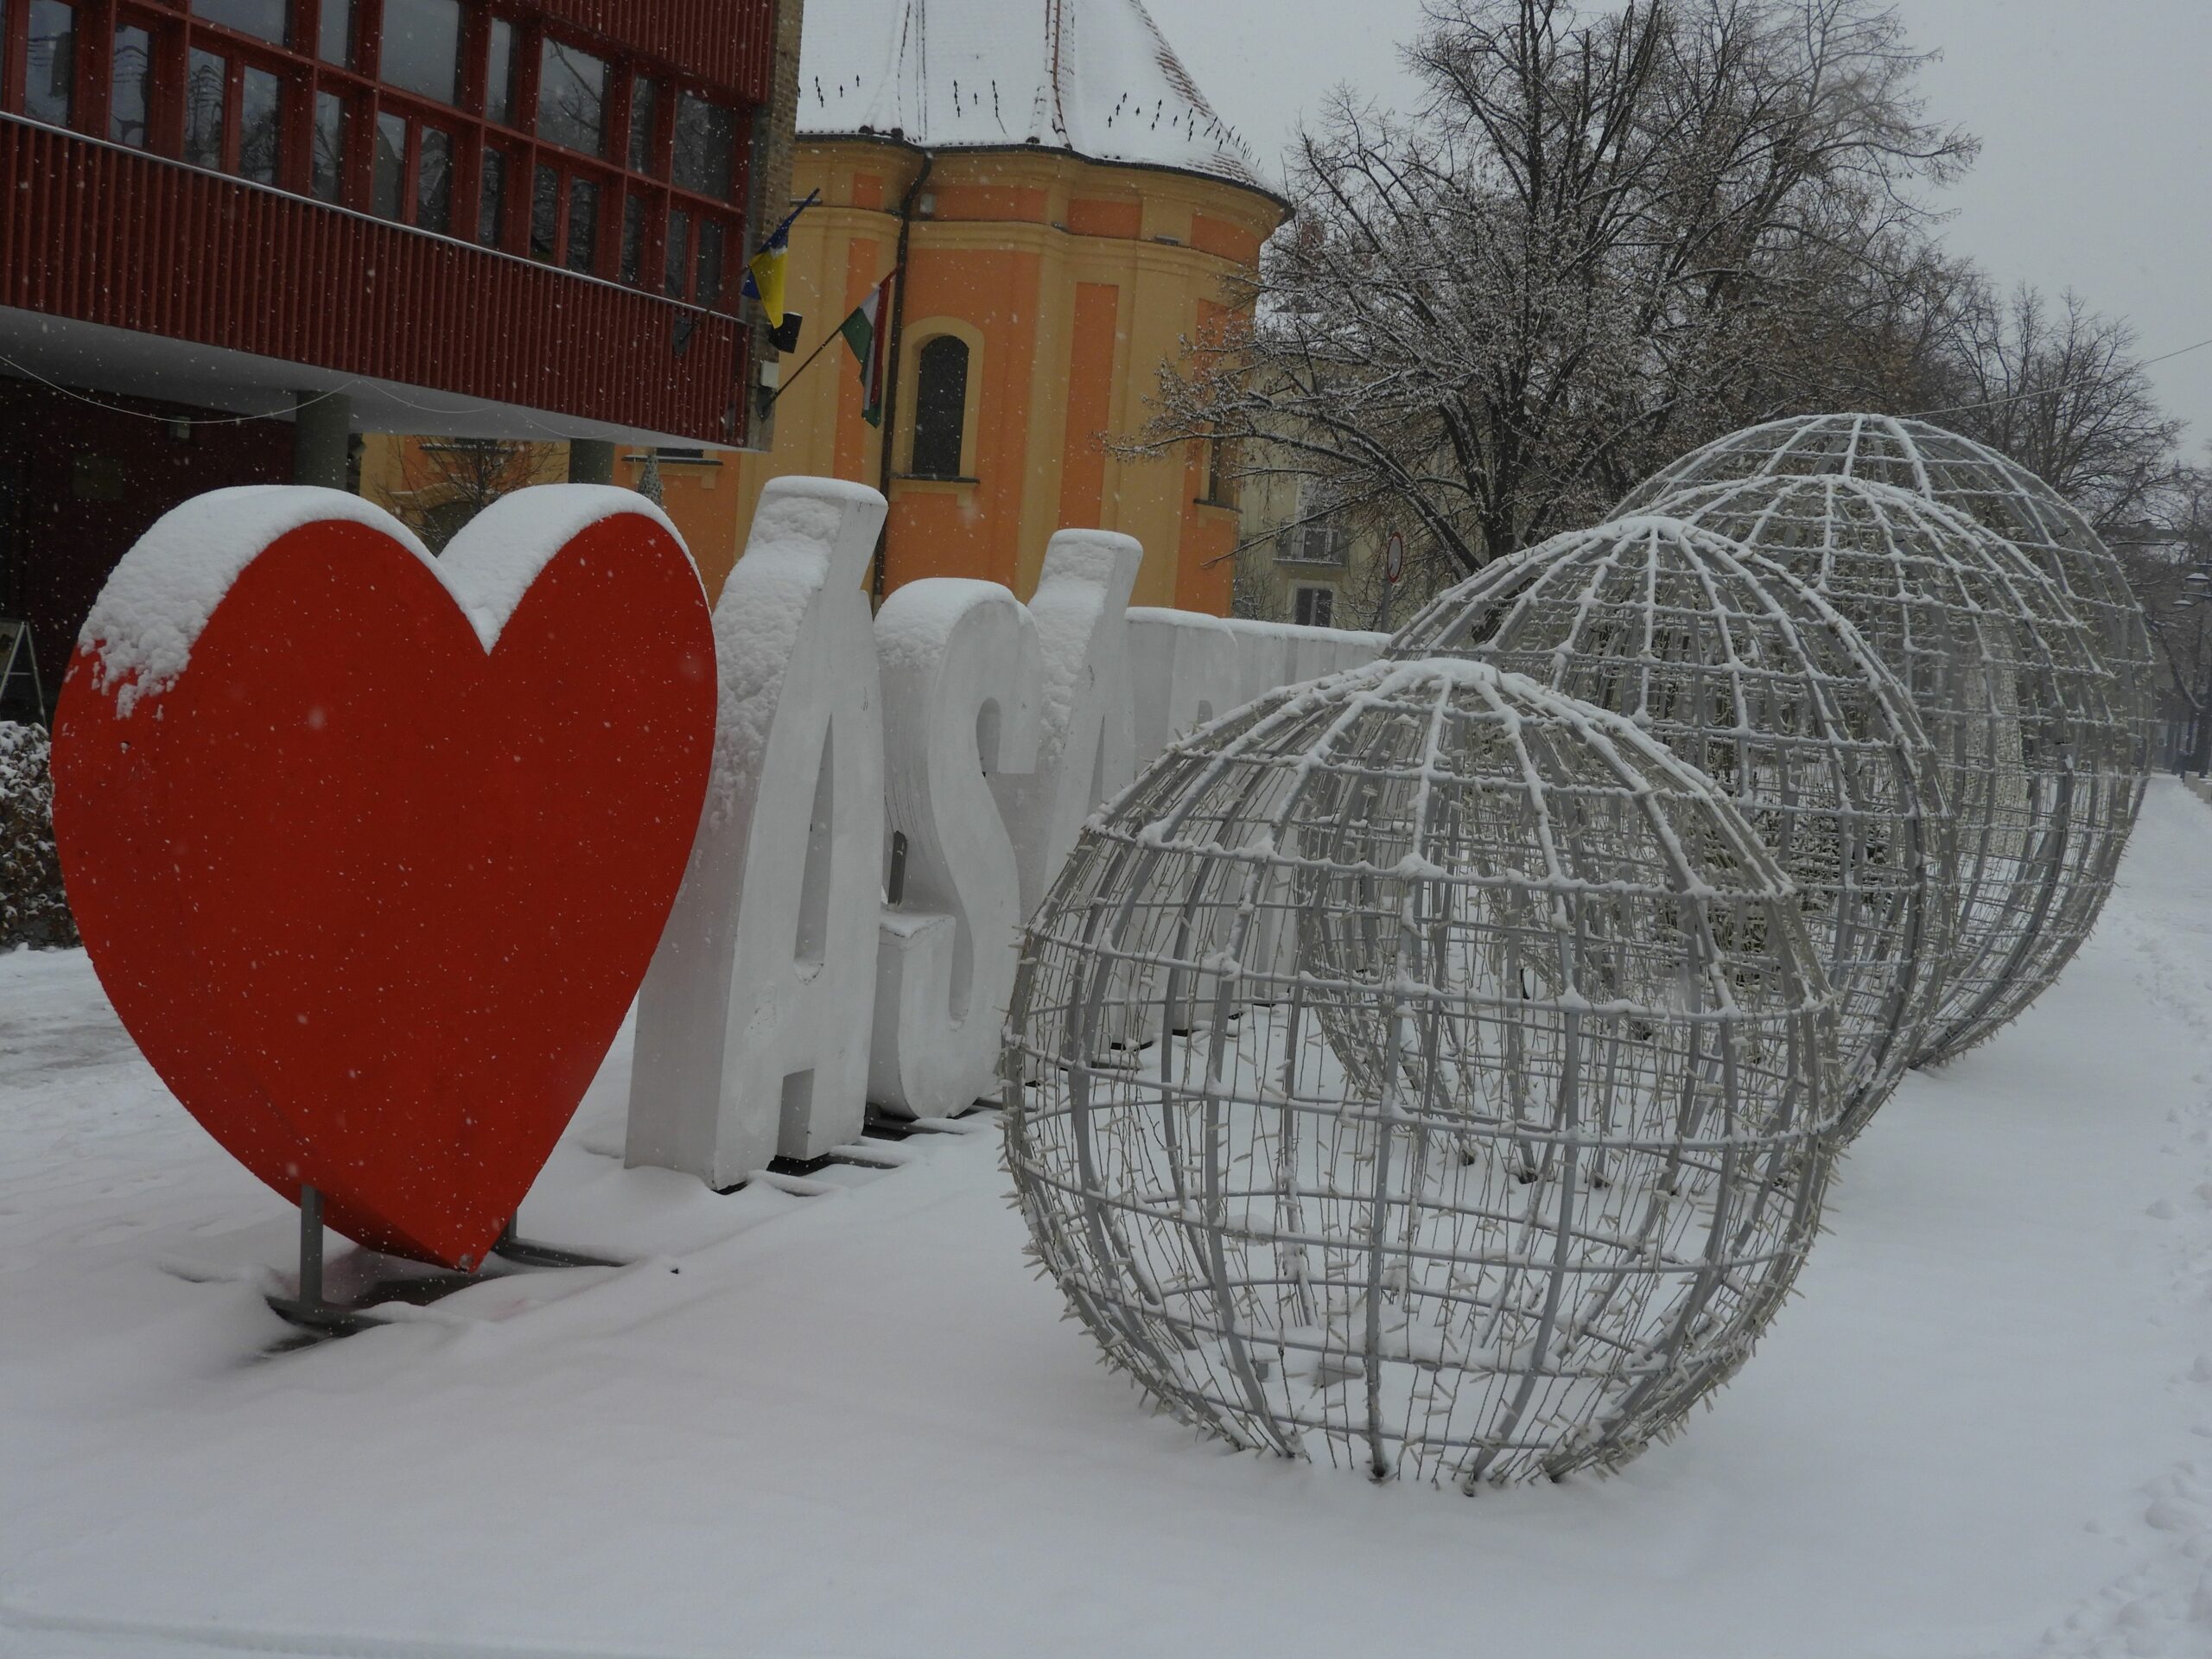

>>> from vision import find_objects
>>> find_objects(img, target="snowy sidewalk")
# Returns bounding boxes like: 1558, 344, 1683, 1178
6, 784, 2212, 1659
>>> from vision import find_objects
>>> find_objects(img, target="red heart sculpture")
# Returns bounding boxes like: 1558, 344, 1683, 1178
52, 487, 716, 1269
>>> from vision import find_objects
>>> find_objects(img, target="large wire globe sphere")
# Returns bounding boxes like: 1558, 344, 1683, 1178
1387, 515, 1951, 1139
1650, 474, 2128, 1064
1618, 412, 2155, 799
1001, 658, 1841, 1489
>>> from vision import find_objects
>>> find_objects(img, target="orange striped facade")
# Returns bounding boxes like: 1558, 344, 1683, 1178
716, 137, 1285, 612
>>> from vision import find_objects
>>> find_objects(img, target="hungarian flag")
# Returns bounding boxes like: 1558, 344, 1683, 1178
838, 269, 898, 428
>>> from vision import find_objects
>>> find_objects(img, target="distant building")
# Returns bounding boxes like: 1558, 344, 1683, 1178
1234, 460, 1451, 638
719, 0, 1288, 613
1, 0, 797, 711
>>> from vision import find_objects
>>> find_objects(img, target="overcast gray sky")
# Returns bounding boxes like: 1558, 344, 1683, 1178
1166, 0, 2212, 448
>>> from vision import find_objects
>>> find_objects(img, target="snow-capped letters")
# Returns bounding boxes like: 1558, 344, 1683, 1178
627, 479, 890, 1185
50, 487, 718, 1268
870, 578, 1045, 1121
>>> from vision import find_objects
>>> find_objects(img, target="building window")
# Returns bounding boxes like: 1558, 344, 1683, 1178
696, 220, 726, 308
485, 16, 514, 123
538, 36, 607, 156
380, 0, 459, 105
25, 1, 74, 128
1294, 586, 1336, 628
627, 74, 658, 171
239, 63, 281, 182
664, 207, 688, 296
192, 0, 285, 48
478, 145, 508, 245
416, 125, 453, 232
12, 3, 755, 311
911, 336, 971, 480
673, 92, 734, 198
177, 42, 289, 185
620, 194, 645, 283
111, 23, 153, 147
531, 162, 559, 258
317, 0, 351, 67
184, 47, 226, 168
564, 176, 598, 272
311, 90, 346, 200
372, 109, 406, 217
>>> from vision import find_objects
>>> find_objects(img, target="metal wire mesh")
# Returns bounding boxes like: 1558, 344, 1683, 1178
1647, 474, 2127, 1064
1619, 412, 2154, 809
1001, 659, 1840, 1488
1385, 516, 1952, 1139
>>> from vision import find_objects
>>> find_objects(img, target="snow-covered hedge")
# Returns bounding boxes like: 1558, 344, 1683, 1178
0, 722, 78, 950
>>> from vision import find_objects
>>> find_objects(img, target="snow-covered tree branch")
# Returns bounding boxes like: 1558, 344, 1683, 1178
1147, 0, 1983, 575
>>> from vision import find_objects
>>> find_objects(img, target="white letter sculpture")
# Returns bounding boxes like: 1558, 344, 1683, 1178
869, 581, 1045, 1119
989, 531, 1142, 919
627, 479, 887, 1186
1128, 607, 1243, 770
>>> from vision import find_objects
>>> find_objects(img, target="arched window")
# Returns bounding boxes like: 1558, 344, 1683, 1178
910, 335, 971, 479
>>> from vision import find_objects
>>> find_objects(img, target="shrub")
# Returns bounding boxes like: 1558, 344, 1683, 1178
0, 722, 79, 950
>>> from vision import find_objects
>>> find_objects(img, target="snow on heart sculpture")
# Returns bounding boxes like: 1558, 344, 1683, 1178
50, 485, 717, 1269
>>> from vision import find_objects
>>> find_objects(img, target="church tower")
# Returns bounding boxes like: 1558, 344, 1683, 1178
724, 0, 1287, 612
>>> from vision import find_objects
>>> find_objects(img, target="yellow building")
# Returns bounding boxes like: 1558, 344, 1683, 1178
358, 435, 747, 569
723, 0, 1288, 612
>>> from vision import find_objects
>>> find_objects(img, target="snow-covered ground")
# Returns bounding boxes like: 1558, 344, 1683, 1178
6, 782, 2212, 1659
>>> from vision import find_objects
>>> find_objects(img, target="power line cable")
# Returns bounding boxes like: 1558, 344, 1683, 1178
0, 352, 357, 426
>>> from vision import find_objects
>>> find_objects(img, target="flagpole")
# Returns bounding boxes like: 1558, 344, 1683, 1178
873, 152, 932, 604
761, 265, 900, 412
761, 321, 847, 411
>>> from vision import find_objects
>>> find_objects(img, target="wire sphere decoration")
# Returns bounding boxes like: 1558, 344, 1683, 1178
1386, 515, 1952, 1141
1618, 412, 2156, 805
1001, 658, 1841, 1489
1649, 474, 2128, 1065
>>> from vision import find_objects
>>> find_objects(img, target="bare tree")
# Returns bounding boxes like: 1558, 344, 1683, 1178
377, 437, 562, 553
1150, 0, 1976, 575
2115, 462, 2212, 768
1930, 283, 2185, 527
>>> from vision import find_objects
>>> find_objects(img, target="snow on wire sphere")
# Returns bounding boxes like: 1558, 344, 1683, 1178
1650, 474, 2129, 1065
1619, 412, 2155, 807
1001, 658, 1841, 1489
1387, 515, 1952, 1141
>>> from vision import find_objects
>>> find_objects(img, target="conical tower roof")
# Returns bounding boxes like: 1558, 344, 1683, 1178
797, 0, 1266, 191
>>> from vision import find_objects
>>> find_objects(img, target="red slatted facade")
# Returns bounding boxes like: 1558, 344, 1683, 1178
2, 115, 745, 439
0, 0, 782, 443
531, 2, 776, 96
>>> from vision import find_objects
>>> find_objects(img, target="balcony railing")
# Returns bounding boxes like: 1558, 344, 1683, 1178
1276, 524, 1350, 568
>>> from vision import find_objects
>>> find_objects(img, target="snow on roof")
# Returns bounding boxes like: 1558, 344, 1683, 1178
798, 0, 1268, 194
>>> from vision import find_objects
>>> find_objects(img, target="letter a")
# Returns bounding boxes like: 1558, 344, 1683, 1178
626, 479, 887, 1187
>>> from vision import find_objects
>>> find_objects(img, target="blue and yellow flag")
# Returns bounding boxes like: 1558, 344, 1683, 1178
742, 190, 820, 329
